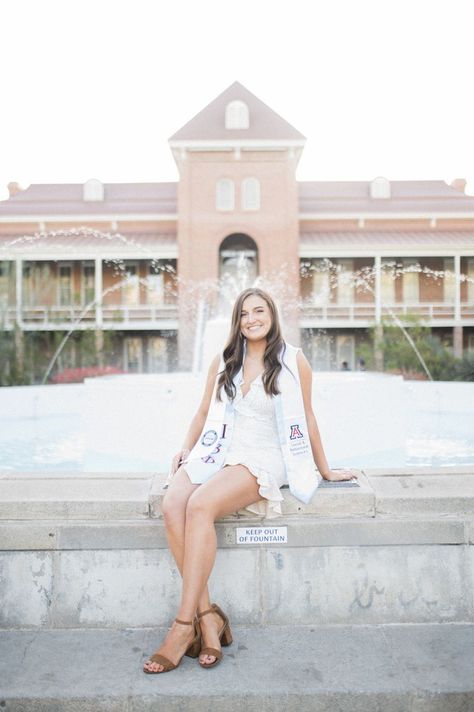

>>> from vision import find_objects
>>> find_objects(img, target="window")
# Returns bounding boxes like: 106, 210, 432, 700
216, 178, 235, 211
147, 336, 167, 372
402, 259, 420, 304
147, 263, 164, 305
83, 178, 104, 202
311, 259, 330, 305
0, 261, 10, 308
311, 333, 331, 370
468, 259, 474, 303
381, 259, 396, 304
58, 263, 72, 306
443, 257, 456, 302
122, 262, 139, 305
336, 259, 354, 305
22, 264, 33, 305
336, 334, 355, 370
82, 262, 95, 305
241, 177, 260, 211
124, 337, 142, 373
225, 100, 249, 129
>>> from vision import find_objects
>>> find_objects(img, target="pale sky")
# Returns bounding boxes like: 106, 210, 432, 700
1, 0, 473, 201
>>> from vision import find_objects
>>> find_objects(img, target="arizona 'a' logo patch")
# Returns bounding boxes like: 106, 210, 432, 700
289, 424, 304, 439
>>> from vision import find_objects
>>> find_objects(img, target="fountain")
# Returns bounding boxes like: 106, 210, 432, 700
1, 229, 473, 472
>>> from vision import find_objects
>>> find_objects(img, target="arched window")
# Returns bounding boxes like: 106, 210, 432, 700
216, 178, 235, 211
225, 100, 249, 129
241, 177, 260, 211
83, 178, 104, 202
370, 176, 391, 199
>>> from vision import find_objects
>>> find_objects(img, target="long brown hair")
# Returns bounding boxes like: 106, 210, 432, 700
216, 288, 286, 401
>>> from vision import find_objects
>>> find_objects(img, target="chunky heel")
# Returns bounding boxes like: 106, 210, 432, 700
221, 624, 233, 646
185, 633, 202, 658
197, 603, 233, 668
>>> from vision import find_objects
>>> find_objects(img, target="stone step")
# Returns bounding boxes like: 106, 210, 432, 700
1, 623, 472, 711
0, 514, 470, 551
0, 471, 153, 520
1, 515, 472, 629
368, 473, 474, 516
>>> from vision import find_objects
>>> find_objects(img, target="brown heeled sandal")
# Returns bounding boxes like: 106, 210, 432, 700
143, 617, 201, 674
197, 603, 233, 668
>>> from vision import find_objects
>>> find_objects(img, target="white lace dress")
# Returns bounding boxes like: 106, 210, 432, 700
222, 373, 288, 518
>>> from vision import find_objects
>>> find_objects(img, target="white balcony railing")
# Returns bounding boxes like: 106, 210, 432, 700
302, 304, 376, 321
101, 304, 178, 323
1, 302, 474, 330
301, 301, 474, 321
0, 304, 178, 328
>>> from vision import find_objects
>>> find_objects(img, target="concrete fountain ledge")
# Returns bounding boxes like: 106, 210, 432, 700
1, 466, 474, 522
1, 467, 474, 631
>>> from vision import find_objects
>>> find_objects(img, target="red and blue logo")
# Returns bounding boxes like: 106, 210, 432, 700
289, 424, 304, 440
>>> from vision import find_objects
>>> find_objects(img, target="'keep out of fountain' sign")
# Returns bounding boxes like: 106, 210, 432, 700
236, 526, 288, 544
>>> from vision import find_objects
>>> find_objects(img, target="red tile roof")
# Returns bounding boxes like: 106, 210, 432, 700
298, 181, 474, 213
300, 231, 474, 250
0, 228, 176, 253
0, 182, 177, 216
1, 179, 473, 218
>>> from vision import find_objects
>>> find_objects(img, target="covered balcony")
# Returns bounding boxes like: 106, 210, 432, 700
300, 253, 474, 329
0, 257, 178, 331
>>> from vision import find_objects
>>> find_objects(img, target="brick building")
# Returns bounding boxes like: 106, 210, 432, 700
1, 81, 473, 380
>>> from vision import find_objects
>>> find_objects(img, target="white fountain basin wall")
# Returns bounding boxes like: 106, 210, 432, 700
1, 372, 473, 472
82, 371, 409, 472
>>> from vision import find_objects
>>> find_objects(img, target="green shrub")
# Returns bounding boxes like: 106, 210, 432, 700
358, 315, 473, 381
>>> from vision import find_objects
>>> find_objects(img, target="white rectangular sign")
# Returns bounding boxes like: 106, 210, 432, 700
235, 526, 288, 545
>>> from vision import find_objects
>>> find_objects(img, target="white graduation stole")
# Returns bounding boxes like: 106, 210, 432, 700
178, 353, 233, 483
167, 341, 321, 504
272, 343, 322, 503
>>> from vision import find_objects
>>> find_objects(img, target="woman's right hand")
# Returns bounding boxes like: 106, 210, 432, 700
170, 448, 190, 476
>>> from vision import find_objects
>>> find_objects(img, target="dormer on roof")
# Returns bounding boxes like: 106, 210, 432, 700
83, 178, 104, 202
370, 176, 391, 199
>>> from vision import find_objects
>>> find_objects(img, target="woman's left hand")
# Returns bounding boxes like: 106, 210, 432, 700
321, 468, 358, 481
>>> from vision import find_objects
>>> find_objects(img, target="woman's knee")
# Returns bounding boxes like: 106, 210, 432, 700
161, 488, 188, 523
185, 490, 215, 519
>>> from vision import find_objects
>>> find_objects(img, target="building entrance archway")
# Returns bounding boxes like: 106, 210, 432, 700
218, 233, 258, 310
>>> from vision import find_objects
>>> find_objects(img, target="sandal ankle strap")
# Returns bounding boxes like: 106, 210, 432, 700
174, 617, 194, 625
196, 607, 214, 620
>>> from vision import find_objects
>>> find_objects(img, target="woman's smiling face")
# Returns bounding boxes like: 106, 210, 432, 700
240, 294, 272, 341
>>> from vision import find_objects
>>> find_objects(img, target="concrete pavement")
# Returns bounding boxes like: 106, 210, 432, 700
1, 623, 473, 711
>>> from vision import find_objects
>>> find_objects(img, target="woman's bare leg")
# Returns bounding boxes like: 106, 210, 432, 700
144, 466, 222, 673
161, 466, 213, 612
180, 465, 263, 666
144, 464, 263, 672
